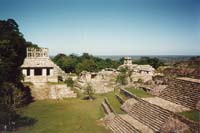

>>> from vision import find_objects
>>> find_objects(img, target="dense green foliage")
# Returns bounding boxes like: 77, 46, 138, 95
0, 19, 34, 131
133, 57, 164, 69
116, 68, 128, 85
53, 53, 120, 74
65, 78, 74, 87
163, 56, 200, 78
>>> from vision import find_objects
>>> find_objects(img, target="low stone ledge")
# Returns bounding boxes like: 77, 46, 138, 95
115, 94, 125, 104
173, 113, 200, 133
120, 88, 139, 100
104, 98, 116, 114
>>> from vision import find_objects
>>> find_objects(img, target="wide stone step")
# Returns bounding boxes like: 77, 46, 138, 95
160, 94, 198, 103
161, 87, 199, 96
114, 116, 140, 133
161, 93, 198, 101
130, 103, 170, 122
161, 88, 199, 96
160, 91, 198, 101
129, 107, 167, 127
126, 99, 173, 132
160, 93, 197, 103
138, 100, 172, 115
160, 96, 196, 109
128, 112, 161, 131
108, 116, 140, 133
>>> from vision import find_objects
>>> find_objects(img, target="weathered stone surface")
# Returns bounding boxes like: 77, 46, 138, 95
118, 57, 155, 83
76, 70, 119, 93
196, 100, 200, 110
49, 84, 77, 99
30, 83, 77, 100
159, 78, 200, 110
121, 98, 138, 113
142, 97, 191, 113
119, 114, 154, 133
160, 117, 190, 133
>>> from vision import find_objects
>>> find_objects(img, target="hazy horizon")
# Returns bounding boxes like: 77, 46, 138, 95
1, 0, 200, 55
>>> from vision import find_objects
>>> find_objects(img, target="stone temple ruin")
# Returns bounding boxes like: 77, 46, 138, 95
76, 69, 119, 93
21, 47, 66, 83
21, 47, 76, 99
75, 57, 156, 93
102, 77, 200, 133
118, 56, 155, 82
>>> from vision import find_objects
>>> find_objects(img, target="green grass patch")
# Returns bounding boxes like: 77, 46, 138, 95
178, 110, 200, 122
125, 87, 153, 98
101, 92, 124, 114
47, 82, 66, 85
15, 96, 111, 133
23, 82, 33, 86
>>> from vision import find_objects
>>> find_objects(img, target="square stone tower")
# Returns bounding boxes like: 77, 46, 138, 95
21, 47, 63, 83
123, 56, 132, 66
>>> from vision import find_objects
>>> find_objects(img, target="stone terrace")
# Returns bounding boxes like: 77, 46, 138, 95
159, 78, 200, 110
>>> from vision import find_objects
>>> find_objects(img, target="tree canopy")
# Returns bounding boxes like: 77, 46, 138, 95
0, 19, 34, 131
133, 57, 164, 69
53, 53, 120, 74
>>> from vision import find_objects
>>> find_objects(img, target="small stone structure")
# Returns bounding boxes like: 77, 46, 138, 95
21, 47, 66, 83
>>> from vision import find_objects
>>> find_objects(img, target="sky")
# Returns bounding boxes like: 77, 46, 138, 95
0, 0, 200, 55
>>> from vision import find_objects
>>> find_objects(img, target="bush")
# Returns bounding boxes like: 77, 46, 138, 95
83, 83, 95, 100
116, 74, 128, 85
65, 78, 74, 87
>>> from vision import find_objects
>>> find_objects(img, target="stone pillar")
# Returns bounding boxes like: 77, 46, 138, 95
50, 69, 54, 76
42, 68, 47, 76
22, 69, 27, 76
30, 69, 34, 76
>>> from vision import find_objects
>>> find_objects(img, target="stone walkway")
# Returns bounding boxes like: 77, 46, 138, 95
119, 114, 154, 133
142, 97, 191, 113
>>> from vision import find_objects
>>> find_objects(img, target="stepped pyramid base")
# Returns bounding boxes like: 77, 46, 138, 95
30, 83, 77, 100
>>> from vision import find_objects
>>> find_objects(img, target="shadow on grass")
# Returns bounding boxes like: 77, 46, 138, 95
15, 115, 37, 129
82, 96, 96, 101
0, 112, 37, 131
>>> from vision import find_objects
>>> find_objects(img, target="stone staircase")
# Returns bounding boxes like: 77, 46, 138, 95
159, 79, 200, 110
128, 99, 173, 132
104, 88, 199, 133
102, 98, 141, 133
107, 115, 141, 133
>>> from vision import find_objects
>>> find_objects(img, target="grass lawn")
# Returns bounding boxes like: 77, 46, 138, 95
178, 110, 200, 122
125, 87, 153, 98
15, 96, 111, 133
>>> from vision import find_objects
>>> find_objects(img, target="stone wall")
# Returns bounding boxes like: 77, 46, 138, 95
29, 83, 77, 100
